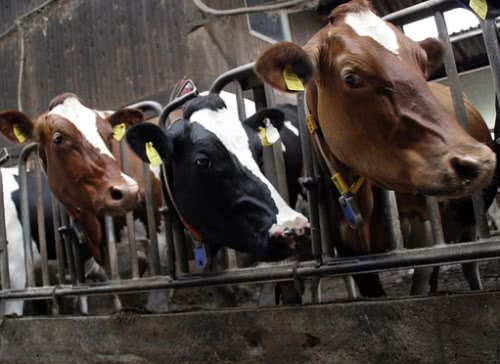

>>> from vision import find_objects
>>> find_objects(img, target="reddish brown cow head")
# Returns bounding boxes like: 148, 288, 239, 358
256, 0, 495, 197
0, 93, 143, 262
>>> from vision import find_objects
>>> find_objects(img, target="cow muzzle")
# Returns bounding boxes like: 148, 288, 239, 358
421, 144, 496, 197
103, 179, 140, 214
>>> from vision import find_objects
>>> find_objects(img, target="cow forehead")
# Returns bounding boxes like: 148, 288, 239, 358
344, 10, 399, 55
48, 96, 115, 159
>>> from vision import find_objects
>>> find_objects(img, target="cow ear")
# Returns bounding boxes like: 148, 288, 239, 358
106, 108, 144, 127
0, 110, 34, 144
243, 108, 286, 131
126, 123, 170, 166
418, 38, 445, 79
256, 42, 315, 93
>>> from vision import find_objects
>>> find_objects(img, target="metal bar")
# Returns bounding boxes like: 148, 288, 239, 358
51, 196, 65, 284
382, 190, 404, 251
0, 170, 10, 289
60, 209, 75, 283
18, 143, 38, 288
126, 100, 162, 116
297, 93, 322, 262
209, 62, 256, 95
481, 19, 500, 106
120, 142, 139, 279
3, 238, 500, 300
143, 163, 161, 275
159, 90, 199, 129
104, 215, 120, 281
104, 214, 122, 311
383, 0, 457, 25
426, 197, 446, 246
34, 157, 50, 286
435, 11, 490, 241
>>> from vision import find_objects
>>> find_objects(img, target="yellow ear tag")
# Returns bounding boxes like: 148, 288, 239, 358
112, 123, 126, 141
145, 142, 162, 167
13, 125, 27, 143
258, 127, 272, 147
283, 68, 305, 91
469, 0, 487, 19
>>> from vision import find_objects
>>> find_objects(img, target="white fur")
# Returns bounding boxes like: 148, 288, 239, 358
189, 107, 308, 235
49, 97, 115, 159
284, 121, 299, 136
0, 168, 40, 316
345, 10, 399, 55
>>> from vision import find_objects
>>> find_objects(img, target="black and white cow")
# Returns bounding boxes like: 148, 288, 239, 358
126, 94, 309, 260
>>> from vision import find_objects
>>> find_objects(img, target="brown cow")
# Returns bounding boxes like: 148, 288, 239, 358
256, 0, 495, 295
0, 93, 156, 264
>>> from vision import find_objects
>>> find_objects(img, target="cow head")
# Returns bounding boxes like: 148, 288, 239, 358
0, 93, 143, 262
126, 95, 309, 260
256, 0, 495, 197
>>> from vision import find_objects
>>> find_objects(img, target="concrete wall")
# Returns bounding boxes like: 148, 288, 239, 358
1, 291, 500, 364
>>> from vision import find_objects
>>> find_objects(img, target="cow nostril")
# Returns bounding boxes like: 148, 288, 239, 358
450, 155, 481, 182
110, 187, 123, 201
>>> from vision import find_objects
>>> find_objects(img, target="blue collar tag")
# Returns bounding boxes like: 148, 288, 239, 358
194, 244, 207, 269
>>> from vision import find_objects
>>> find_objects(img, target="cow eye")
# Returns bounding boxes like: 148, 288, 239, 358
342, 71, 361, 88
195, 157, 211, 168
52, 132, 64, 145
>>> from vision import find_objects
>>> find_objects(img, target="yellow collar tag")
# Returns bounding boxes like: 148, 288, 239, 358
283, 69, 305, 91
258, 127, 272, 147
306, 115, 318, 134
13, 125, 27, 143
145, 142, 162, 167
112, 123, 126, 141
469, 0, 487, 19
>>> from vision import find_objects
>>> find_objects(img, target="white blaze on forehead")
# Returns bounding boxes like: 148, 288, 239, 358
189, 107, 307, 233
345, 10, 399, 55
49, 97, 115, 159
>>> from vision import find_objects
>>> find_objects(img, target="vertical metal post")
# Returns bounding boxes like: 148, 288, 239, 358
104, 214, 122, 311
34, 157, 50, 286
426, 197, 445, 246
0, 170, 10, 290
143, 163, 161, 275
51, 196, 65, 284
120, 142, 139, 279
297, 93, 322, 262
60, 209, 75, 283
382, 190, 404, 251
435, 11, 489, 240
480, 19, 500, 105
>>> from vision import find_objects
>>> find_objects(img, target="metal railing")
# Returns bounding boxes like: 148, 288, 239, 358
0, 0, 499, 315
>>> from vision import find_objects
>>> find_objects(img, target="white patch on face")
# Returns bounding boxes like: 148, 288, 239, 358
189, 107, 308, 235
49, 97, 115, 159
284, 121, 299, 136
345, 10, 399, 55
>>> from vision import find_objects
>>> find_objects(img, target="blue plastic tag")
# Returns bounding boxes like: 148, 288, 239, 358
338, 193, 363, 230
194, 245, 207, 269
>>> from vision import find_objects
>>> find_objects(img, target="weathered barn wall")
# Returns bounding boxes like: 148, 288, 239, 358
1, 292, 500, 364
0, 0, 275, 115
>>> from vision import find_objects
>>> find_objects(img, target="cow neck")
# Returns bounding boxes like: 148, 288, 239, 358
304, 91, 365, 230
161, 159, 203, 243
304, 94, 365, 198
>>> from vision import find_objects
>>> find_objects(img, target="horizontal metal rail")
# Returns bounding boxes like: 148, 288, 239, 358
2, 238, 500, 300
